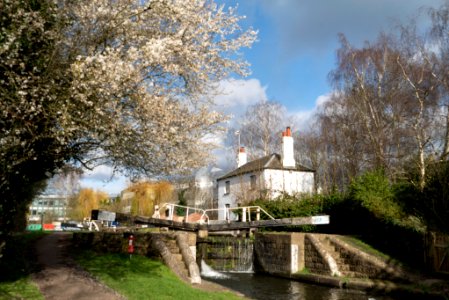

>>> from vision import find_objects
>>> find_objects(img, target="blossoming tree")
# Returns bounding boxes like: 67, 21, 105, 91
0, 0, 256, 237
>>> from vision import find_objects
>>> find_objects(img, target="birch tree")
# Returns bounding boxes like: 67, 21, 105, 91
395, 33, 440, 190
321, 33, 439, 191
317, 14, 444, 191
0, 0, 256, 237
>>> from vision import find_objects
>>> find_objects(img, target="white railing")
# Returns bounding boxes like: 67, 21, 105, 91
154, 203, 275, 224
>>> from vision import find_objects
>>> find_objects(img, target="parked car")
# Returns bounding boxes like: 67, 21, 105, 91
61, 222, 84, 231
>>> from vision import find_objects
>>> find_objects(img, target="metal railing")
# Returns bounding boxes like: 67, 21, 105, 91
155, 203, 275, 224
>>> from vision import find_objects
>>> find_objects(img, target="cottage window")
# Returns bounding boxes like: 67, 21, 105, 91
250, 175, 257, 190
225, 181, 230, 194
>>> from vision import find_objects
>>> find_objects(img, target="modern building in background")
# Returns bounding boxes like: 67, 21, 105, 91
28, 194, 68, 222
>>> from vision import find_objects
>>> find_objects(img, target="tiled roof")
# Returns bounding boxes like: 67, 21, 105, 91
217, 153, 314, 181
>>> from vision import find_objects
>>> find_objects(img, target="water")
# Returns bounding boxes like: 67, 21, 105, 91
199, 237, 398, 299
200, 260, 230, 279
199, 236, 254, 272
200, 260, 397, 300
203, 272, 397, 300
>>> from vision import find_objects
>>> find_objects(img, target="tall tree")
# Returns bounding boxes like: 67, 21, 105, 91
395, 26, 441, 189
316, 28, 444, 192
310, 3, 449, 193
0, 0, 255, 238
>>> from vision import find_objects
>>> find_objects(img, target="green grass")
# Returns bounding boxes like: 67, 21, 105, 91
339, 236, 394, 261
74, 250, 242, 300
0, 232, 46, 300
0, 278, 43, 300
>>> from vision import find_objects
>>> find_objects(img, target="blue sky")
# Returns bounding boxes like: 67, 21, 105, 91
222, 0, 442, 112
80, 0, 443, 195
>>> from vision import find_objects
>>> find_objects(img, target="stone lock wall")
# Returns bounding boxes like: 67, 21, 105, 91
72, 231, 409, 282
254, 232, 304, 274
304, 234, 332, 275
253, 233, 408, 281
72, 231, 196, 257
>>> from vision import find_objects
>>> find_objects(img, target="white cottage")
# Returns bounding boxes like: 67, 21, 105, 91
216, 127, 315, 220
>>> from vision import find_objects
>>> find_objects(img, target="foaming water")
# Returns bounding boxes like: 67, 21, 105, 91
200, 260, 229, 279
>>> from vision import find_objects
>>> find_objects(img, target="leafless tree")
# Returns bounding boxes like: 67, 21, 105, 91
315, 29, 442, 191
232, 100, 291, 160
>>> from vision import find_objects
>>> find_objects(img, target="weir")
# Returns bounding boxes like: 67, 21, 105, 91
197, 236, 254, 273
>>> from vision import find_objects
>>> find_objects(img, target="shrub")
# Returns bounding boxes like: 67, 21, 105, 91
348, 170, 409, 226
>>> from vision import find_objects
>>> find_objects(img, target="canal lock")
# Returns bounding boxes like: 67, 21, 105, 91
197, 235, 254, 273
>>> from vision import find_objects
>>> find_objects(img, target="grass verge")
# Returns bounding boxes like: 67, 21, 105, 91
74, 250, 242, 300
0, 278, 43, 300
0, 232, 46, 300
339, 235, 394, 261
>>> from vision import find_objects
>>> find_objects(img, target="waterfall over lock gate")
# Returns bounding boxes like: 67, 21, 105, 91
198, 236, 254, 273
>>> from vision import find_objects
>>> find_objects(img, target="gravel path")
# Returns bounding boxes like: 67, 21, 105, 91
31, 232, 124, 300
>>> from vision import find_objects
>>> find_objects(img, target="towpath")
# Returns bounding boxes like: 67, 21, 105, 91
32, 232, 124, 300
31, 232, 242, 299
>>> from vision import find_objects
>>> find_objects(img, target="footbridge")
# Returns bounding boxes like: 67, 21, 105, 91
132, 203, 330, 233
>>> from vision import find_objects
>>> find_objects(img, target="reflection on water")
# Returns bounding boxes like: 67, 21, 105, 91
204, 273, 397, 300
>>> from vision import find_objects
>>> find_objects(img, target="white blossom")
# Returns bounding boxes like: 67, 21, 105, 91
1, 0, 256, 189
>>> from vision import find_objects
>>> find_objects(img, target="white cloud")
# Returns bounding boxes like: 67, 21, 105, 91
315, 94, 332, 108
82, 165, 115, 181
80, 165, 128, 196
290, 93, 332, 132
213, 78, 268, 117
208, 78, 270, 169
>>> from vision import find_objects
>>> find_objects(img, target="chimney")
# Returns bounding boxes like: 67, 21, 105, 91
237, 147, 247, 167
282, 127, 296, 168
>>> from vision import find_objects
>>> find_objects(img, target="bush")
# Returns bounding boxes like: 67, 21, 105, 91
251, 194, 332, 232
249, 171, 427, 268
348, 170, 406, 225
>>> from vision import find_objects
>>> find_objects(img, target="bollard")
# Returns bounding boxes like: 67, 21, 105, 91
128, 234, 134, 259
